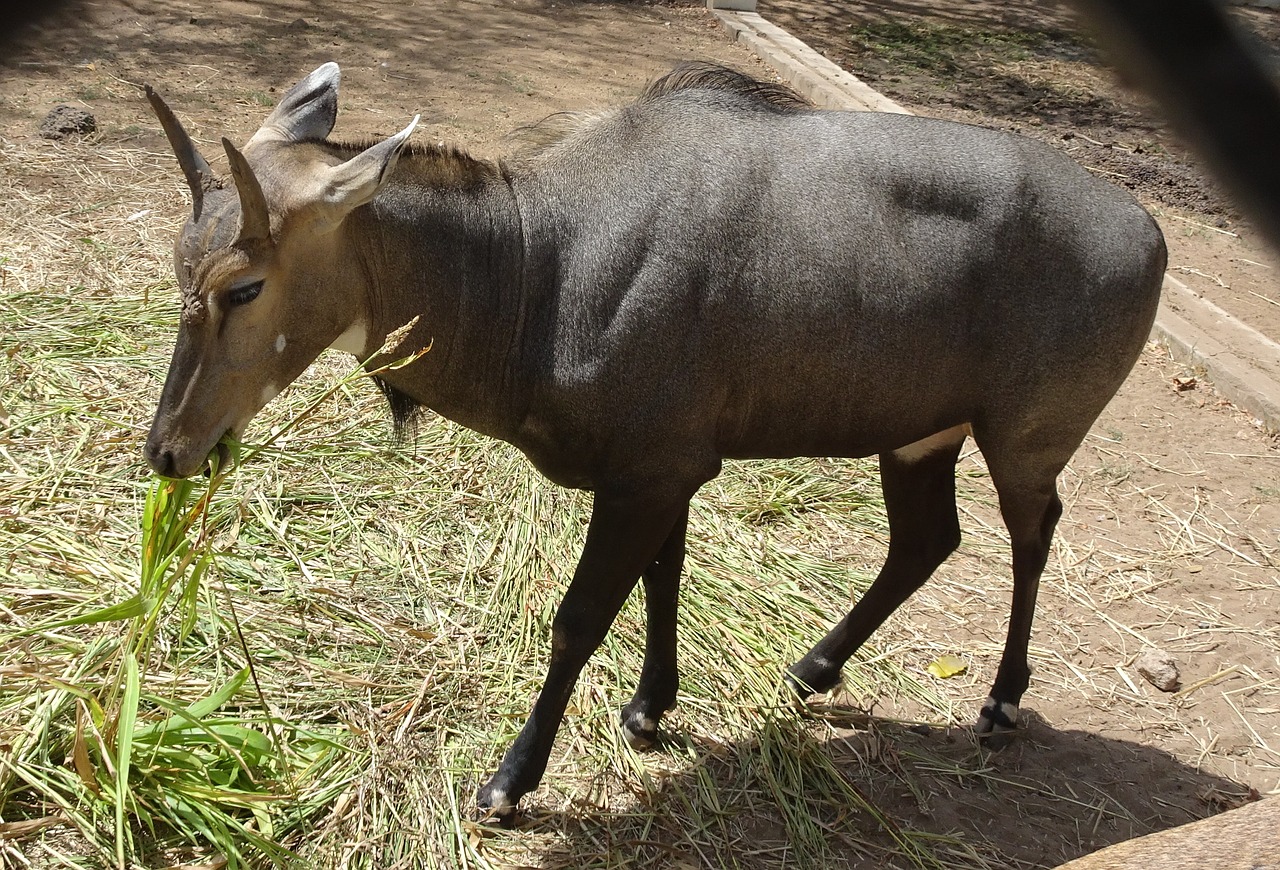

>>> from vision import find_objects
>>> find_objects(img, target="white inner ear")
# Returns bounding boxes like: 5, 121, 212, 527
249, 62, 342, 147
318, 115, 420, 213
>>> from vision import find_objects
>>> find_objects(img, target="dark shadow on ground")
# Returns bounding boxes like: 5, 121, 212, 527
518, 706, 1252, 870
1, 1, 86, 51
0, 0, 743, 158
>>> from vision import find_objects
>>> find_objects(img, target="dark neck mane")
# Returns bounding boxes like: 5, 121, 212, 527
643, 62, 810, 113
312, 138, 504, 189
374, 376, 424, 439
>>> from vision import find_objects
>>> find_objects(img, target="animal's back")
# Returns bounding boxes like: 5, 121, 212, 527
511, 77, 1165, 477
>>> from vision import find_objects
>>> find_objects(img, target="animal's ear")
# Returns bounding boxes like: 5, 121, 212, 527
257, 62, 341, 143
313, 115, 419, 222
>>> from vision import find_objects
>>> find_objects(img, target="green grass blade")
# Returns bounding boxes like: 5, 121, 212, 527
114, 652, 140, 870
10, 593, 147, 638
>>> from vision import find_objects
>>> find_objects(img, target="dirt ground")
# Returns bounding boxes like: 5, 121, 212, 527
2, 0, 1280, 867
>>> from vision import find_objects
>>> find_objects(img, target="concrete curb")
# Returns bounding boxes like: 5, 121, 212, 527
1156, 276, 1280, 429
715, 11, 908, 113
712, 7, 1280, 433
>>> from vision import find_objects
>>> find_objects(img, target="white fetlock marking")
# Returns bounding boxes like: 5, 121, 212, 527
790, 659, 837, 695
980, 696, 1019, 730
484, 788, 512, 814
623, 714, 657, 748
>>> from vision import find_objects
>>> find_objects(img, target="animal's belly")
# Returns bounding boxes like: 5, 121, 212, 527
722, 413, 979, 464
714, 382, 973, 462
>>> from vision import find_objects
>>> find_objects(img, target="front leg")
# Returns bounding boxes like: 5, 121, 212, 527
476, 494, 687, 821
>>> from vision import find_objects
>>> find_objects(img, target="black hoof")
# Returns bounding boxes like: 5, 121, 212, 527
974, 696, 1019, 749
785, 659, 842, 701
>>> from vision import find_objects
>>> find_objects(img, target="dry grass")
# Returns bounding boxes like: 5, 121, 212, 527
0, 136, 970, 869
1, 131, 1277, 870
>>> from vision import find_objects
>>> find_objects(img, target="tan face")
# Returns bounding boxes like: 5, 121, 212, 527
146, 232, 333, 477
143, 63, 417, 478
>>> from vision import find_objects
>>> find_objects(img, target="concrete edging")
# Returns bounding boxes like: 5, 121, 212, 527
715, 11, 908, 112
711, 7, 1280, 433
1156, 276, 1280, 429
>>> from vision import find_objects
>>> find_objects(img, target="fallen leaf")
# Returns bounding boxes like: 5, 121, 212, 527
926, 654, 967, 679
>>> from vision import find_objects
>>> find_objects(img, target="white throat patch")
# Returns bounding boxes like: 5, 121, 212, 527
330, 320, 369, 356
275, 334, 287, 354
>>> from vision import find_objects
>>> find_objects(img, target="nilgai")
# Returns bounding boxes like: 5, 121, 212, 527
143, 62, 1166, 818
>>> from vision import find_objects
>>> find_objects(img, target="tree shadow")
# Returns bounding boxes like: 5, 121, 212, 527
0, 0, 86, 50
0, 0, 729, 156
760, 0, 1085, 37
513, 706, 1252, 869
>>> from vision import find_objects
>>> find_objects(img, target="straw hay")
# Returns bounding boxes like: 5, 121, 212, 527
2, 130, 1278, 870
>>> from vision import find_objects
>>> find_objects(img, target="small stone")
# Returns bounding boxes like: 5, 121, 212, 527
1136, 649, 1181, 692
39, 105, 96, 140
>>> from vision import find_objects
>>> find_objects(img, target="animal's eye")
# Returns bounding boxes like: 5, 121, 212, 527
227, 280, 263, 308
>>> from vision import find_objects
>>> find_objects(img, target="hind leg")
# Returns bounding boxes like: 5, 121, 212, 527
975, 456, 1066, 735
620, 506, 689, 749
789, 433, 965, 696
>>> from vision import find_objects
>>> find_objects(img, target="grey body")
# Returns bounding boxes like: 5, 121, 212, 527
143, 64, 1165, 820
484, 100, 1161, 492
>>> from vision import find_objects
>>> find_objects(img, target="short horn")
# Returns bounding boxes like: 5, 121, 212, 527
145, 84, 212, 221
221, 138, 271, 243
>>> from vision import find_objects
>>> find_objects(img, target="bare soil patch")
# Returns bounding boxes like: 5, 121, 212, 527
1, 1, 1279, 868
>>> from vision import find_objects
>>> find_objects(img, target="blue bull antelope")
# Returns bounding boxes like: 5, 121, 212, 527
143, 62, 1166, 819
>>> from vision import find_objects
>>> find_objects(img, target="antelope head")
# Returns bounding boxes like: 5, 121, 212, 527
143, 63, 418, 478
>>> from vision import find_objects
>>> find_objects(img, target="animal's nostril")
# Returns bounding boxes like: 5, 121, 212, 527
152, 449, 177, 478
144, 438, 178, 478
